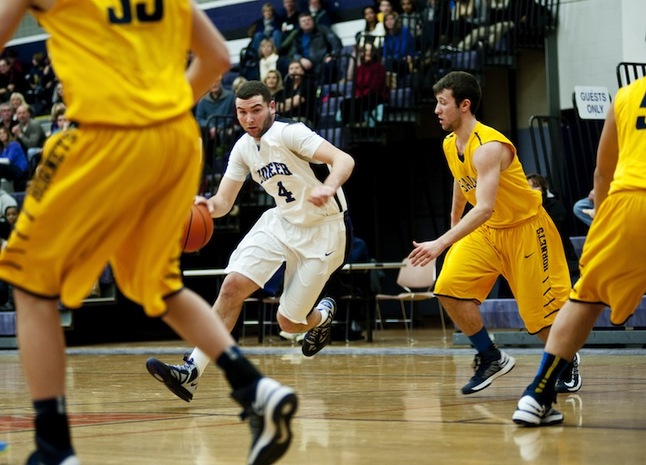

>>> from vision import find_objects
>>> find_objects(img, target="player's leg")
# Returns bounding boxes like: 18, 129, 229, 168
15, 290, 79, 465
145, 272, 260, 402
276, 217, 348, 356
161, 288, 298, 464
433, 227, 515, 394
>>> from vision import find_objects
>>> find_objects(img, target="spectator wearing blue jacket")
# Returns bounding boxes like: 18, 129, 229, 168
0, 125, 28, 191
383, 11, 417, 76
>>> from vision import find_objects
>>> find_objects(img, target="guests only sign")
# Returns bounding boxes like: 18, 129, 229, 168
574, 86, 611, 120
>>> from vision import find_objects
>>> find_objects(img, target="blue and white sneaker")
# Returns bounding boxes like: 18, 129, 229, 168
146, 353, 199, 402
301, 297, 336, 357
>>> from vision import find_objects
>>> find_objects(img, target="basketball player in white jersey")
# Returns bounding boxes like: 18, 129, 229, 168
147, 80, 355, 402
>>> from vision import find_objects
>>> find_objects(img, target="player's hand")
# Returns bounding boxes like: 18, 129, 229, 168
307, 185, 335, 206
408, 240, 444, 267
194, 195, 213, 214
582, 208, 596, 219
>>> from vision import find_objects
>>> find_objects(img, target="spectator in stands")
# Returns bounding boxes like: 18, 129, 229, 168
248, 2, 284, 53
278, 60, 318, 128
400, 0, 424, 43
448, 0, 487, 47
195, 79, 236, 142
377, 0, 394, 23
0, 103, 17, 133
356, 5, 386, 49
348, 5, 386, 81
49, 104, 70, 136
10, 92, 28, 115
421, 0, 452, 49
51, 81, 64, 106
0, 204, 18, 242
25, 52, 56, 116
231, 76, 249, 94
339, 43, 388, 126
0, 57, 26, 103
258, 38, 281, 82
289, 12, 343, 83
383, 12, 417, 77
279, 0, 302, 55
0, 125, 29, 192
0, 187, 17, 232
527, 173, 580, 280
309, 0, 331, 27
263, 69, 286, 102
11, 104, 46, 164
453, 0, 515, 51
573, 189, 595, 227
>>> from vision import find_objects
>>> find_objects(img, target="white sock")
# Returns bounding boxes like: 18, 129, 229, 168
189, 347, 212, 376
316, 308, 329, 327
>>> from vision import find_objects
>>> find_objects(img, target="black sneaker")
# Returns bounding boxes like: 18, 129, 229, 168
301, 297, 336, 357
513, 393, 564, 426
461, 349, 516, 395
146, 353, 199, 402
234, 378, 298, 465
555, 352, 582, 393
26, 446, 79, 465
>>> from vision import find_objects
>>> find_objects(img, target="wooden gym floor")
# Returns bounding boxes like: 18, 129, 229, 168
1, 328, 645, 465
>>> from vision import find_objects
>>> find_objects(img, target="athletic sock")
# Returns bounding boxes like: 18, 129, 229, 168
189, 347, 212, 376
468, 326, 496, 353
525, 352, 569, 398
33, 397, 74, 463
216, 345, 263, 394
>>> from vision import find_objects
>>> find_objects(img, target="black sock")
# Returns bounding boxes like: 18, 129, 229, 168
216, 345, 263, 393
33, 397, 74, 460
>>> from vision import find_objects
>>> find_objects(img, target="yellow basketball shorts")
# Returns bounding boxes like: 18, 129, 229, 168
571, 192, 646, 325
434, 207, 571, 333
0, 113, 202, 317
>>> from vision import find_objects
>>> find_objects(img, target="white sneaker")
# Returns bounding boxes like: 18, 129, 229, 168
513, 394, 563, 426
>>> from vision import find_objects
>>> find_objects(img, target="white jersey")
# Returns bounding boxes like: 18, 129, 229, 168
225, 118, 348, 225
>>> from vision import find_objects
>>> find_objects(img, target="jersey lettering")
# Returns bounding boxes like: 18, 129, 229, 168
636, 91, 646, 130
277, 181, 296, 203
457, 175, 477, 193
256, 161, 293, 182
108, 0, 164, 24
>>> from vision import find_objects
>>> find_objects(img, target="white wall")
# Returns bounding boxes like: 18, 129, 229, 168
557, 0, 646, 109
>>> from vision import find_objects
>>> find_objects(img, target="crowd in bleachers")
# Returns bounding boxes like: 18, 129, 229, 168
0, 0, 556, 199
198, 0, 556, 182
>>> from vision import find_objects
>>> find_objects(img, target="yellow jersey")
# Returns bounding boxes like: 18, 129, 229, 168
33, 0, 194, 126
609, 76, 646, 195
443, 122, 542, 228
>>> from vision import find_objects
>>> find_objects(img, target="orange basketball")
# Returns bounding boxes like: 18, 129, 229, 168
181, 203, 214, 253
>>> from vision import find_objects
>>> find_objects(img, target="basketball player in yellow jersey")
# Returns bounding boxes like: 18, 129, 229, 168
0, 2, 297, 465
408, 71, 576, 401
513, 76, 646, 426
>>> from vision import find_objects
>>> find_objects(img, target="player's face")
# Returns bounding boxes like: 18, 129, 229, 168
434, 89, 461, 132
236, 95, 276, 139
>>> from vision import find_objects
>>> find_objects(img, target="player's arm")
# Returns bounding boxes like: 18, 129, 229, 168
0, 0, 32, 47
199, 176, 245, 219
187, 1, 230, 103
409, 142, 504, 266
592, 100, 618, 212
308, 139, 355, 206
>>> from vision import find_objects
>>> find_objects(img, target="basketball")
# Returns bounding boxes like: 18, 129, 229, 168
181, 203, 214, 253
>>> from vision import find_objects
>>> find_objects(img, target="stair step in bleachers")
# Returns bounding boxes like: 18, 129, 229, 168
452, 296, 646, 347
